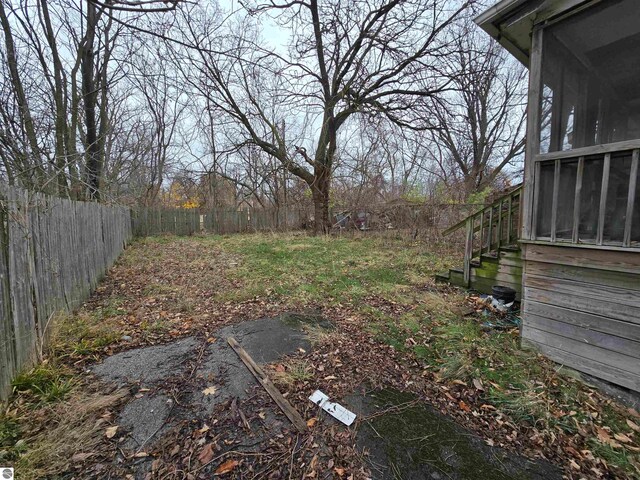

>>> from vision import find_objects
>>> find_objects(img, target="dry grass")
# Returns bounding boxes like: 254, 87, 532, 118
271, 359, 314, 386
14, 389, 128, 480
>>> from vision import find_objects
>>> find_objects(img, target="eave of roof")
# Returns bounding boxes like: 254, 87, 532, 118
475, 0, 596, 66
474, 0, 538, 65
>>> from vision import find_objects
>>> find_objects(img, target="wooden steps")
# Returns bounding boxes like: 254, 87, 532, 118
435, 246, 522, 300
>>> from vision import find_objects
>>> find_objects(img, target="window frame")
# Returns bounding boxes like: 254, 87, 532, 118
531, 148, 639, 248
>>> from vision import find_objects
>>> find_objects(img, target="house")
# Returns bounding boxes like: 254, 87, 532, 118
440, 0, 640, 393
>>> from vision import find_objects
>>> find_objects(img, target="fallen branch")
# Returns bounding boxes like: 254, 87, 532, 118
227, 337, 307, 432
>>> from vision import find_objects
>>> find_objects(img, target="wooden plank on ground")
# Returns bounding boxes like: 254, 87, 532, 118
227, 336, 307, 432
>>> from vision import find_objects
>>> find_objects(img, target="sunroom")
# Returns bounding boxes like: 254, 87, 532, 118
477, 0, 640, 392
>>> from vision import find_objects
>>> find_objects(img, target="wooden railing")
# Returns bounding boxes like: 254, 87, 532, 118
530, 143, 640, 248
443, 185, 522, 286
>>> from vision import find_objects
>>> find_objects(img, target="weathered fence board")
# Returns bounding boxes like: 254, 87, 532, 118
0, 185, 132, 399
132, 207, 309, 236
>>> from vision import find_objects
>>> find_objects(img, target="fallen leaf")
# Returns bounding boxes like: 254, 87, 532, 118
627, 419, 640, 432
198, 443, 215, 464
202, 386, 217, 396
105, 425, 118, 439
596, 427, 622, 449
134, 451, 148, 458
72, 452, 93, 462
596, 427, 611, 443
334, 467, 346, 476
565, 446, 581, 457
275, 364, 286, 373
614, 433, 633, 443
307, 417, 318, 428
198, 424, 210, 434
473, 378, 484, 391
459, 400, 471, 412
324, 375, 337, 380
215, 459, 239, 474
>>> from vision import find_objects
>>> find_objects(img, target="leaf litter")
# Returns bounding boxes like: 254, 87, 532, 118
4, 234, 639, 479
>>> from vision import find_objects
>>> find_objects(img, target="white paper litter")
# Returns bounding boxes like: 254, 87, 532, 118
309, 390, 356, 426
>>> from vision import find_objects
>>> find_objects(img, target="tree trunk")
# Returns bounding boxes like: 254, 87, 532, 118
81, 1, 101, 200
311, 164, 331, 234
311, 187, 330, 234
41, 0, 70, 197
0, 0, 45, 187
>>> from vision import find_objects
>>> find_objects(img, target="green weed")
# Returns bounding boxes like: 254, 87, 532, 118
12, 365, 74, 403
0, 413, 22, 461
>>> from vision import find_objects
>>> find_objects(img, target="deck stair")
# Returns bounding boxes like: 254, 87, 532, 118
435, 185, 523, 299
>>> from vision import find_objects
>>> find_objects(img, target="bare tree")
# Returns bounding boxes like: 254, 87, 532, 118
0, 0, 187, 200
426, 22, 527, 200
170, 0, 474, 232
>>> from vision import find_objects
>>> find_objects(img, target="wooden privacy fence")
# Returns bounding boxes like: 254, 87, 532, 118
131, 204, 480, 239
131, 207, 309, 236
0, 185, 132, 399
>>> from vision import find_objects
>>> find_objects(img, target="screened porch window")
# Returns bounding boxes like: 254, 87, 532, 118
533, 0, 640, 247
535, 152, 639, 246
539, 0, 640, 153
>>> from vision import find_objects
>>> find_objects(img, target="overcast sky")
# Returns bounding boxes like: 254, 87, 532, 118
221, 0, 291, 52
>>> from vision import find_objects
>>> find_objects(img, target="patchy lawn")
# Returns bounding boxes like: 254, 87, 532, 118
1, 233, 639, 479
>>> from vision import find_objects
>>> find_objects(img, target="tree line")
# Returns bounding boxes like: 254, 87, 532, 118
0, 0, 526, 232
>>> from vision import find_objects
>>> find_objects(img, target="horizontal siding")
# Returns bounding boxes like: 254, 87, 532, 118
523, 243, 640, 274
525, 261, 640, 291
524, 283, 640, 325
525, 274, 639, 308
525, 301, 640, 343
523, 326, 638, 375
525, 341, 640, 392
522, 244, 640, 392
524, 313, 640, 359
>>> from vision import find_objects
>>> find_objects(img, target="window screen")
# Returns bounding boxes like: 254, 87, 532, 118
603, 154, 633, 243
539, 0, 640, 153
535, 162, 555, 238
632, 164, 640, 243
556, 160, 578, 239
578, 157, 603, 242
